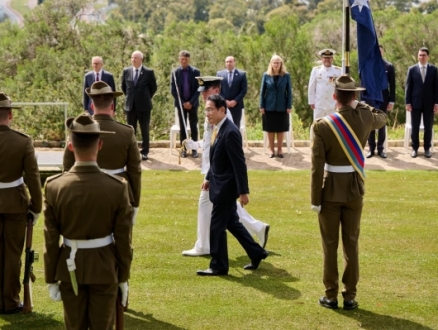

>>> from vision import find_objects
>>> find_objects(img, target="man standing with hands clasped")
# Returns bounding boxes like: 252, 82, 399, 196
311, 75, 386, 310
0, 92, 42, 314
197, 94, 268, 276
44, 114, 133, 329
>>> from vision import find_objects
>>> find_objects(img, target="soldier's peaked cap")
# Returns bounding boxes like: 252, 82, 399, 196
66, 113, 115, 135
196, 76, 223, 92
0, 92, 21, 109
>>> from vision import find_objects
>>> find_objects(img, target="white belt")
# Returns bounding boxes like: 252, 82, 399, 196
324, 164, 355, 173
101, 168, 125, 175
0, 177, 24, 189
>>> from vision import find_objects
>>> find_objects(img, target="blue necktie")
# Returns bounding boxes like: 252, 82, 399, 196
133, 69, 139, 86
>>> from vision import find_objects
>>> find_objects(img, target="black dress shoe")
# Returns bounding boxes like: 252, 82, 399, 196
277, 154, 284, 159
366, 151, 375, 158
343, 299, 359, 310
378, 151, 387, 158
269, 154, 275, 158
140, 153, 148, 161
425, 150, 432, 158
192, 150, 198, 158
319, 296, 338, 309
3, 303, 24, 314
411, 150, 418, 158
196, 268, 227, 276
181, 150, 187, 158
243, 251, 269, 270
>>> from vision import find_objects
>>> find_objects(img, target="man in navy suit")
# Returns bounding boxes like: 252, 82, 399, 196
122, 50, 157, 160
216, 56, 247, 128
197, 94, 268, 276
367, 45, 396, 159
170, 50, 201, 158
405, 47, 438, 158
83, 56, 116, 115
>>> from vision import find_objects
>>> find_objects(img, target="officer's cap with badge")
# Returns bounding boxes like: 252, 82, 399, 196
196, 76, 223, 92
333, 74, 365, 91
0, 92, 22, 110
66, 113, 115, 135
85, 81, 123, 98
318, 49, 336, 58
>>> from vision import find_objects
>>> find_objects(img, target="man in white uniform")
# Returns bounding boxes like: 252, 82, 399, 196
182, 76, 270, 256
308, 49, 342, 140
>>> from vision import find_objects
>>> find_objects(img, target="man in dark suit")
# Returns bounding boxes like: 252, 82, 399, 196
83, 56, 116, 115
367, 45, 396, 159
197, 94, 268, 276
170, 50, 200, 158
405, 47, 438, 158
216, 56, 247, 128
122, 50, 158, 160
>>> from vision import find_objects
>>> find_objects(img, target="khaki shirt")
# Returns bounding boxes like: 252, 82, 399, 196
63, 114, 141, 207
43, 164, 133, 284
311, 103, 387, 205
0, 125, 42, 214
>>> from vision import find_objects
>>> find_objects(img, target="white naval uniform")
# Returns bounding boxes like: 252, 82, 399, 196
308, 65, 342, 120
192, 111, 267, 254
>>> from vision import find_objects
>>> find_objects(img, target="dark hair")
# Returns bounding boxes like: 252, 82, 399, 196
207, 94, 227, 112
90, 94, 113, 109
179, 50, 190, 58
334, 90, 355, 106
419, 47, 429, 55
71, 132, 100, 151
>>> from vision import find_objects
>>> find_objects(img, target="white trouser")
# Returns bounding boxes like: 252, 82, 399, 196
193, 190, 267, 254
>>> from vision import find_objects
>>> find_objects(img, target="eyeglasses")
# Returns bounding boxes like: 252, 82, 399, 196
204, 107, 217, 114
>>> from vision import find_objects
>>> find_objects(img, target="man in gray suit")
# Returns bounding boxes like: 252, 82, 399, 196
217, 56, 247, 128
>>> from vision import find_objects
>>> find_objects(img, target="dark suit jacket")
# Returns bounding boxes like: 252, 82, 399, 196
259, 72, 293, 111
122, 66, 157, 112
381, 59, 395, 110
217, 69, 247, 112
206, 118, 248, 204
170, 65, 200, 110
405, 63, 438, 111
83, 70, 116, 111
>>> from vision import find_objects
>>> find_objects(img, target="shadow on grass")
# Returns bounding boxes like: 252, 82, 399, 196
0, 312, 64, 329
225, 255, 301, 301
126, 310, 187, 329
335, 308, 434, 330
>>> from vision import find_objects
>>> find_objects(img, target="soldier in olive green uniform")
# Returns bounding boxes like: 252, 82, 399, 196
44, 114, 133, 330
63, 81, 141, 222
0, 93, 42, 314
311, 75, 387, 310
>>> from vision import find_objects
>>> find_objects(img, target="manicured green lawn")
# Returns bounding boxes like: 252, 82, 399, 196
1, 170, 437, 329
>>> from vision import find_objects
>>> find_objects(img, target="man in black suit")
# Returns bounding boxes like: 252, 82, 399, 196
170, 50, 200, 158
405, 47, 438, 158
367, 45, 396, 159
122, 50, 157, 160
197, 94, 268, 276
83, 56, 116, 115
216, 56, 248, 128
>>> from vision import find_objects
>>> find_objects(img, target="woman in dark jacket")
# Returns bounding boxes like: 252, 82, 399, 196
259, 55, 292, 158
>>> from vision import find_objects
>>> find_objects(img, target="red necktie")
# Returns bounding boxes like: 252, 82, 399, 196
96, 73, 100, 82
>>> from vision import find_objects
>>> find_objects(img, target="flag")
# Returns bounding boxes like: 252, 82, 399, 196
349, 0, 388, 107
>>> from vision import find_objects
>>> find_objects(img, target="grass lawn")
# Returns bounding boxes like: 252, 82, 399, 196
1, 170, 437, 329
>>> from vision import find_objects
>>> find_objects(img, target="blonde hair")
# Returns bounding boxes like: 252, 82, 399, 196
267, 55, 287, 76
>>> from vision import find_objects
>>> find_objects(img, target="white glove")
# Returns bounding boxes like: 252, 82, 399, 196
48, 283, 62, 302
132, 207, 139, 225
184, 139, 200, 150
29, 211, 40, 226
311, 205, 321, 214
118, 282, 129, 307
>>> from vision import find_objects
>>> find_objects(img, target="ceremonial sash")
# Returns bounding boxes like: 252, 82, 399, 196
323, 113, 366, 181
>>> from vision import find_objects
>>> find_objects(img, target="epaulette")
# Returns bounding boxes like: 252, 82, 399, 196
103, 172, 126, 184
115, 121, 134, 130
10, 129, 29, 138
45, 172, 64, 183
334, 66, 342, 69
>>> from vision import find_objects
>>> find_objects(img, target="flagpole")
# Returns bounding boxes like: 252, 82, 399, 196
343, 0, 350, 75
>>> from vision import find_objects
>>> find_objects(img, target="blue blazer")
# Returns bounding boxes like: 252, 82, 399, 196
259, 72, 292, 111
170, 65, 200, 110
405, 63, 438, 111
206, 118, 249, 204
83, 70, 116, 112
217, 69, 247, 112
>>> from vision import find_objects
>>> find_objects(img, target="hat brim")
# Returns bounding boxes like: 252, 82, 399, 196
0, 105, 22, 109
85, 88, 123, 98
65, 117, 115, 134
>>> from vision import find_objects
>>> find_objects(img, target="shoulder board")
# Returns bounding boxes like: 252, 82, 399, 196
46, 172, 64, 183
313, 65, 321, 69
334, 66, 341, 69
115, 120, 134, 130
103, 172, 126, 184
10, 129, 29, 138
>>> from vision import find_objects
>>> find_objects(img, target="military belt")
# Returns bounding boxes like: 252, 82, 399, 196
0, 177, 24, 189
101, 168, 125, 175
324, 164, 355, 173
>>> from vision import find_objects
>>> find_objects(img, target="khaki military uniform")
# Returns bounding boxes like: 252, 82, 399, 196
311, 103, 386, 301
63, 114, 141, 207
44, 164, 133, 329
0, 126, 42, 311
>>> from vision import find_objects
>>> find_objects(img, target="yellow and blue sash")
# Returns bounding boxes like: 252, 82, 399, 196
323, 113, 366, 181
